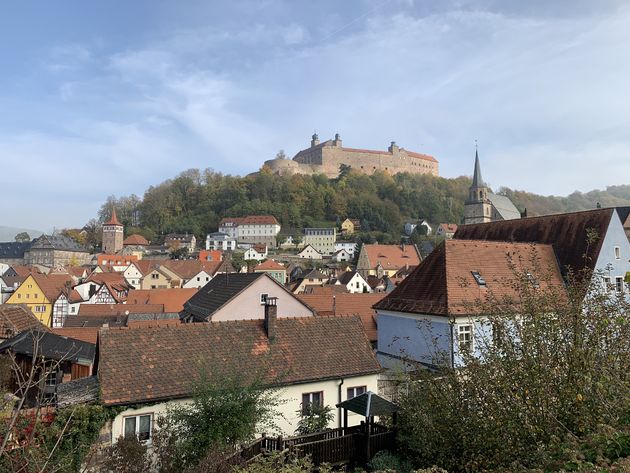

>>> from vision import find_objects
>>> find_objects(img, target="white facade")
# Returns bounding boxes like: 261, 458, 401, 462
334, 242, 357, 256
332, 249, 352, 262
303, 228, 336, 255
109, 373, 379, 443
339, 272, 372, 294
206, 233, 237, 251
298, 245, 323, 260
182, 270, 212, 289
244, 247, 267, 262
123, 263, 144, 289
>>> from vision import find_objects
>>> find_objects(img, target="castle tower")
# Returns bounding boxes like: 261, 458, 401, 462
311, 132, 320, 147
102, 207, 124, 254
463, 149, 493, 224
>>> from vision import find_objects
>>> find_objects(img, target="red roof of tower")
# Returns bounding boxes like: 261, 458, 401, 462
105, 207, 122, 226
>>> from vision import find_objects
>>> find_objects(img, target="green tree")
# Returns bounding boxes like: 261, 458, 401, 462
295, 403, 335, 435
14, 232, 30, 243
397, 264, 630, 472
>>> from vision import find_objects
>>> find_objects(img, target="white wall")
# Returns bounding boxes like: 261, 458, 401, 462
110, 373, 379, 443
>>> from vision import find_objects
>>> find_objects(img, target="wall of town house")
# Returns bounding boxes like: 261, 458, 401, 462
109, 373, 379, 443
594, 211, 630, 299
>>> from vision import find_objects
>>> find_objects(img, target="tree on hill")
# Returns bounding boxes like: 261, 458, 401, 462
13, 232, 30, 243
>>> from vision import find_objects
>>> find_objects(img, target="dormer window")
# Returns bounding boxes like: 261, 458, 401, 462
471, 271, 486, 286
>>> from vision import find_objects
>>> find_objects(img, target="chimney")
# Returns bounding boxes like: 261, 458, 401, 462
264, 297, 278, 340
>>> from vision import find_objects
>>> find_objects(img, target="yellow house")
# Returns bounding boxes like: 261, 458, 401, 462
5, 274, 70, 327
341, 218, 361, 235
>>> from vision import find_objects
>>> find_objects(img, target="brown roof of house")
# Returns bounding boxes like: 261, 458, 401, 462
0, 304, 49, 339
98, 315, 381, 406
254, 260, 286, 271
454, 208, 615, 278
126, 288, 198, 312
219, 215, 279, 226
374, 239, 565, 316
87, 272, 128, 285
31, 273, 73, 301
51, 327, 99, 344
123, 234, 150, 246
297, 293, 386, 342
77, 304, 165, 316
160, 260, 225, 280
439, 223, 458, 233
11, 265, 43, 277
362, 244, 421, 271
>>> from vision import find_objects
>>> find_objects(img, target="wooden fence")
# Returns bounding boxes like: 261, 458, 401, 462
230, 423, 396, 466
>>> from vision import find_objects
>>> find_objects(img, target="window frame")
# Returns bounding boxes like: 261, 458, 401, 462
123, 413, 153, 443
614, 246, 621, 259
615, 276, 624, 294
301, 391, 323, 414
347, 385, 367, 400
260, 293, 269, 305
458, 324, 474, 353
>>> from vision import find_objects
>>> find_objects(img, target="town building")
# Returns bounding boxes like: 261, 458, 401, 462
254, 259, 287, 284
181, 273, 314, 322
341, 218, 361, 235
219, 215, 281, 247
102, 208, 124, 254
97, 305, 381, 439
0, 304, 46, 341
404, 219, 432, 237
333, 271, 372, 294
0, 241, 33, 265
334, 241, 357, 257
205, 232, 237, 251
375, 239, 565, 369
24, 235, 90, 267
164, 233, 197, 253
436, 223, 458, 239
463, 150, 521, 225
264, 133, 439, 179
303, 228, 336, 255
356, 244, 421, 279
244, 244, 268, 262
297, 244, 323, 260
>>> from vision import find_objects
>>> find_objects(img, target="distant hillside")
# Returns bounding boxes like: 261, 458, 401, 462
0, 226, 43, 242
498, 184, 630, 216
97, 168, 630, 243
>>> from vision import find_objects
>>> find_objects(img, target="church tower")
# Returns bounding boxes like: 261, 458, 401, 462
102, 207, 124, 254
463, 149, 493, 224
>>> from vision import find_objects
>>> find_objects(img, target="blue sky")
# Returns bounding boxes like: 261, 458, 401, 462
1, 0, 629, 230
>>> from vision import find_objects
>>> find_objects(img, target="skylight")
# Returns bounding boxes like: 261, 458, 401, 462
471, 271, 486, 286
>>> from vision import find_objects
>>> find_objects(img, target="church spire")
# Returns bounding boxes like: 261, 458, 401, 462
472, 145, 485, 188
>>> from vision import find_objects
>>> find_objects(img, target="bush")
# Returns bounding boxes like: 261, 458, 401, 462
367, 450, 413, 472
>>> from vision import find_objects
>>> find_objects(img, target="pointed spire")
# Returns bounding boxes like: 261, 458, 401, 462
105, 206, 122, 226
472, 144, 485, 188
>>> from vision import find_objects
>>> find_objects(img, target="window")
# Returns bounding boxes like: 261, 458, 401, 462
603, 277, 611, 292
301, 391, 323, 413
616, 276, 624, 294
124, 414, 152, 442
347, 386, 366, 400
458, 324, 474, 353
151, 273, 159, 279
471, 271, 486, 286
614, 246, 621, 259
260, 293, 268, 305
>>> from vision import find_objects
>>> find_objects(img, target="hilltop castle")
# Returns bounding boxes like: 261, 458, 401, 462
263, 133, 439, 178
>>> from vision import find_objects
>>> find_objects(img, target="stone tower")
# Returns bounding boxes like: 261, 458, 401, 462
102, 207, 124, 254
463, 149, 493, 224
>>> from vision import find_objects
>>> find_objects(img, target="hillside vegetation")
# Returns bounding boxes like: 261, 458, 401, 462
98, 168, 630, 242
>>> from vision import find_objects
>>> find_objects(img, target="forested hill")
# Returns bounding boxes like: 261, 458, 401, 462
97, 168, 630, 242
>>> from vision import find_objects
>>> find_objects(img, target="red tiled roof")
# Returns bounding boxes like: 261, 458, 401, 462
254, 260, 286, 271
0, 304, 49, 339
297, 293, 386, 342
362, 244, 421, 271
87, 272, 128, 285
31, 273, 73, 301
98, 315, 381, 406
123, 234, 150, 246
105, 207, 122, 226
97, 254, 138, 267
51, 327, 99, 344
375, 239, 565, 316
198, 250, 223, 262
11, 266, 43, 277
77, 304, 165, 316
219, 215, 279, 226
126, 288, 198, 312
439, 223, 458, 233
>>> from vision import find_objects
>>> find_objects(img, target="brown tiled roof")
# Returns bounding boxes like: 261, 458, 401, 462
362, 244, 421, 271
374, 239, 564, 316
0, 304, 48, 339
219, 215, 279, 226
439, 223, 458, 233
160, 260, 224, 280
52, 327, 99, 344
338, 147, 438, 164
32, 273, 73, 301
105, 207, 122, 226
11, 266, 43, 277
454, 208, 615, 278
297, 293, 386, 342
123, 234, 150, 246
126, 288, 198, 312
98, 315, 381, 406
77, 304, 165, 316
254, 260, 286, 271
87, 272, 128, 285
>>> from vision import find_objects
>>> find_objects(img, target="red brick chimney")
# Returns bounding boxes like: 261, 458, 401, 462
264, 297, 278, 340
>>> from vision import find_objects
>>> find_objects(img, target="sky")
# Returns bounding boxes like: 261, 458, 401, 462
1, 0, 629, 230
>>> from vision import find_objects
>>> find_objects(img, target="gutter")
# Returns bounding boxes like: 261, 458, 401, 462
337, 378, 344, 428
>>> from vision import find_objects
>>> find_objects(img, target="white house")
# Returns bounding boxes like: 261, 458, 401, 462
219, 215, 281, 247
375, 239, 565, 369
334, 242, 357, 257
297, 244, 323, 260
205, 232, 237, 251
97, 308, 381, 441
335, 271, 372, 294
332, 248, 353, 262
244, 245, 268, 262
303, 228, 336, 255
404, 219, 432, 237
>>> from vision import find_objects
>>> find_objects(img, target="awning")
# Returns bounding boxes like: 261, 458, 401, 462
336, 391, 398, 417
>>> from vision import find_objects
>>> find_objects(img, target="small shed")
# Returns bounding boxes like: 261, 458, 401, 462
336, 391, 398, 431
